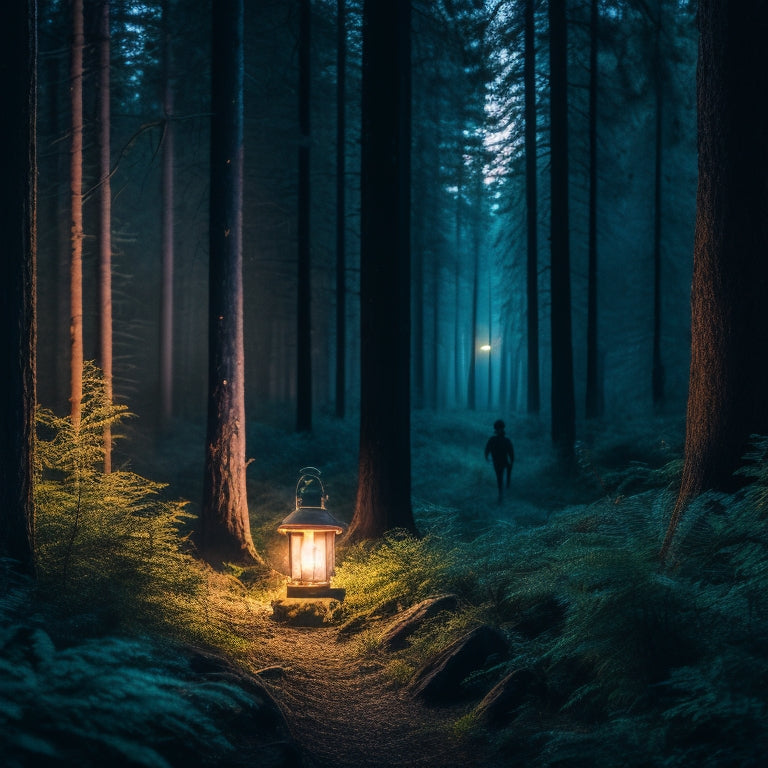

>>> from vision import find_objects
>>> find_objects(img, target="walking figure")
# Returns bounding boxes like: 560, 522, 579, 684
485, 419, 514, 503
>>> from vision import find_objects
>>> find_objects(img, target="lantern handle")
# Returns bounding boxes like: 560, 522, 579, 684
298, 466, 322, 478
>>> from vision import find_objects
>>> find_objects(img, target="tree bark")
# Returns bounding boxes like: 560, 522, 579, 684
335, 0, 346, 420
651, 0, 665, 411
467, 232, 479, 411
202, 0, 260, 565
454, 167, 464, 408
661, 0, 768, 560
524, 0, 540, 415
0, 0, 37, 575
97, 0, 113, 471
296, 0, 313, 433
585, 0, 600, 420
347, 0, 416, 543
160, 0, 175, 429
69, 0, 84, 430
549, 0, 575, 459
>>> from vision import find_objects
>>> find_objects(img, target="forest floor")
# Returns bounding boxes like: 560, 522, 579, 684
139, 408, 685, 767
239, 614, 501, 768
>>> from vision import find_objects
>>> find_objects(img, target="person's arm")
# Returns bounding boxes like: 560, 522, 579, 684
508, 439, 514, 465
485, 438, 491, 460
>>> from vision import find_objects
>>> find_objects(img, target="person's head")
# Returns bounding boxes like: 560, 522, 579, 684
493, 419, 505, 434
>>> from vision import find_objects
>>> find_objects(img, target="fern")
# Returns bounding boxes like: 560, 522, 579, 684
34, 362, 206, 636
332, 528, 468, 621
0, 614, 271, 767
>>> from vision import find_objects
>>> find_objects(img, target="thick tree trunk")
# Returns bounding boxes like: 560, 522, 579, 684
202, 0, 260, 565
524, 0, 540, 415
335, 0, 346, 419
549, 0, 575, 458
70, 0, 84, 430
160, 0, 175, 429
585, 0, 600, 420
347, 0, 416, 543
661, 0, 768, 560
296, 0, 312, 433
0, 0, 37, 575
97, 0, 113, 471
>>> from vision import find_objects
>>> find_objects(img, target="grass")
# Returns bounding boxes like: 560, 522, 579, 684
21, 371, 768, 767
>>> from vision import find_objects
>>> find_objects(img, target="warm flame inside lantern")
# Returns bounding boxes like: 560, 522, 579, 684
278, 467, 343, 597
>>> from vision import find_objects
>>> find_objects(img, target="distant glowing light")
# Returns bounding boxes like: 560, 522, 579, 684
480, 344, 492, 352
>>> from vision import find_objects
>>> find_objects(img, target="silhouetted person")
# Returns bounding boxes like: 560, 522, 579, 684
485, 419, 514, 503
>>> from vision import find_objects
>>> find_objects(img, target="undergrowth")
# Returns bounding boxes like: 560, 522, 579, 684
34, 362, 212, 641
325, 432, 768, 767
0, 363, 295, 765
0, 561, 289, 768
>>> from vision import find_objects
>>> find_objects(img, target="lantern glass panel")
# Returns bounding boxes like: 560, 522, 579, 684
301, 530, 327, 583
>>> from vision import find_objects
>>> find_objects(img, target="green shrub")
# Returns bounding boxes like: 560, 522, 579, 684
0, 571, 280, 768
331, 528, 466, 621
34, 362, 206, 636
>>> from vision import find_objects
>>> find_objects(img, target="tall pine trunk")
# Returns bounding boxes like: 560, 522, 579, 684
335, 0, 346, 419
296, 0, 312, 432
467, 233, 479, 411
69, 0, 84, 430
347, 0, 416, 543
661, 0, 768, 560
97, 0, 113, 471
651, 0, 665, 410
0, 0, 37, 575
160, 0, 175, 429
585, 0, 600, 419
524, 0, 540, 415
454, 167, 464, 407
549, 0, 575, 458
201, 0, 259, 565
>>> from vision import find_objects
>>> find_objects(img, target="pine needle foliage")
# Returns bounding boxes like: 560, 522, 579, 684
34, 362, 206, 636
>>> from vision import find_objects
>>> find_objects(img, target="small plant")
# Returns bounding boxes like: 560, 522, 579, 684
0, 572, 285, 768
331, 528, 466, 622
34, 362, 206, 635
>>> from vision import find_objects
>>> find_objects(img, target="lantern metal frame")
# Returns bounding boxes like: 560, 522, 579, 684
278, 467, 344, 598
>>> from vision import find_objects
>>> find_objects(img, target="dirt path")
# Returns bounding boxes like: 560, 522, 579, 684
240, 612, 500, 768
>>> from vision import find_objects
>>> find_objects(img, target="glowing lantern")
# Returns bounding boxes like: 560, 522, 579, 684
278, 467, 344, 597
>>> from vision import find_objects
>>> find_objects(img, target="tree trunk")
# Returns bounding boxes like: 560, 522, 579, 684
585, 0, 600, 420
296, 0, 312, 433
347, 0, 416, 543
454, 167, 464, 408
549, 0, 575, 458
487, 266, 493, 409
0, 0, 37, 575
467, 233, 479, 411
413, 127, 425, 411
335, 0, 346, 419
202, 0, 260, 565
97, 0, 113, 471
160, 0, 175, 429
651, 0, 665, 411
70, 0, 84, 430
524, 0, 540, 415
661, 0, 768, 561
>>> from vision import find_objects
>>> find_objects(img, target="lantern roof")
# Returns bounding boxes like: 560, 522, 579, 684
278, 506, 344, 533
278, 467, 344, 533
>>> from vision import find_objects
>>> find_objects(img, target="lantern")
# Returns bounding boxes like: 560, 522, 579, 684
278, 467, 344, 597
